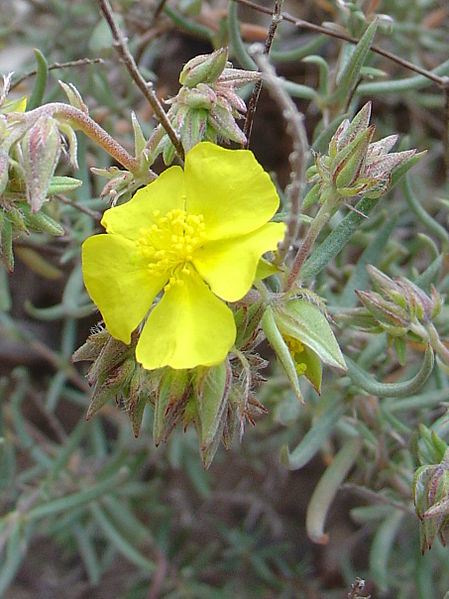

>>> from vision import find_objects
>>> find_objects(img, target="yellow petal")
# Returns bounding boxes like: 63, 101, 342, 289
101, 166, 185, 240
82, 234, 167, 343
185, 142, 280, 241
193, 222, 285, 302
136, 269, 236, 369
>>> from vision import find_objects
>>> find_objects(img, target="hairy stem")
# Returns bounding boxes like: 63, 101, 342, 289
251, 47, 309, 265
284, 197, 334, 291
243, 0, 284, 148
17, 102, 139, 172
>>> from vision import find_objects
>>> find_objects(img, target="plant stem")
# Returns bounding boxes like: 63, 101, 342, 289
17, 102, 139, 172
251, 47, 309, 266
427, 323, 449, 365
284, 197, 334, 291
243, 0, 284, 148
96, 0, 184, 162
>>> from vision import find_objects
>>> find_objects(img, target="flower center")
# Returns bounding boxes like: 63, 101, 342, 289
136, 208, 206, 284
284, 335, 307, 376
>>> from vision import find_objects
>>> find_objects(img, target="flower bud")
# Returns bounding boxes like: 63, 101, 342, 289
0, 147, 9, 195
355, 289, 410, 334
196, 360, 232, 468
181, 84, 217, 110
153, 368, 191, 446
20, 116, 61, 212
179, 47, 228, 87
309, 102, 417, 203
414, 447, 449, 553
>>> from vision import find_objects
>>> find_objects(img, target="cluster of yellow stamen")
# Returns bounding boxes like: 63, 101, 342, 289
284, 335, 307, 376
136, 208, 206, 288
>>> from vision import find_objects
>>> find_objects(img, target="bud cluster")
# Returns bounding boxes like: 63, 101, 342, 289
355, 265, 441, 337
0, 75, 82, 269
348, 265, 449, 370
414, 429, 449, 554
146, 48, 260, 165
305, 102, 416, 206
73, 313, 269, 468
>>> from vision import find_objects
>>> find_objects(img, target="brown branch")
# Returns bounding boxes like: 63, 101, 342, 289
243, 0, 284, 148
148, 0, 169, 29
56, 194, 102, 222
233, 0, 448, 88
96, 0, 184, 161
11, 58, 105, 91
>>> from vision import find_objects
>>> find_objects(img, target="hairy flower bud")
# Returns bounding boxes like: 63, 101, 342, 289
307, 102, 417, 204
414, 447, 449, 553
179, 47, 228, 88
20, 116, 61, 212
354, 265, 449, 366
147, 47, 260, 164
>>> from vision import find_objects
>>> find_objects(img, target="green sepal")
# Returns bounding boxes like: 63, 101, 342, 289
255, 257, 280, 281
153, 368, 190, 445
181, 108, 208, 151
274, 299, 347, 371
131, 111, 147, 157
21, 203, 64, 237
86, 356, 136, 420
0, 216, 14, 272
196, 360, 231, 453
393, 336, 407, 366
127, 365, 151, 437
301, 346, 322, 394
234, 300, 264, 349
261, 305, 304, 403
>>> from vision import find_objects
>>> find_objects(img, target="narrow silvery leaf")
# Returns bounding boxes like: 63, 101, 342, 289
328, 20, 378, 105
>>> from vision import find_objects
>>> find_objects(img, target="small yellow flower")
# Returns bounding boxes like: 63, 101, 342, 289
283, 335, 308, 376
82, 142, 285, 370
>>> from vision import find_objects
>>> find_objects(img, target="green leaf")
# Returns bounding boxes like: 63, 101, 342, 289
340, 213, 397, 307
281, 396, 346, 470
345, 346, 434, 398
27, 49, 48, 111
327, 20, 378, 106
197, 361, 230, 451
306, 437, 362, 543
47, 175, 83, 195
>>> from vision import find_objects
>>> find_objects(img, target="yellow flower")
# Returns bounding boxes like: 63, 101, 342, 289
82, 142, 285, 370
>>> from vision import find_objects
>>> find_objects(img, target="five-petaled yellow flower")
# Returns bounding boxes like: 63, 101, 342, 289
82, 142, 285, 370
